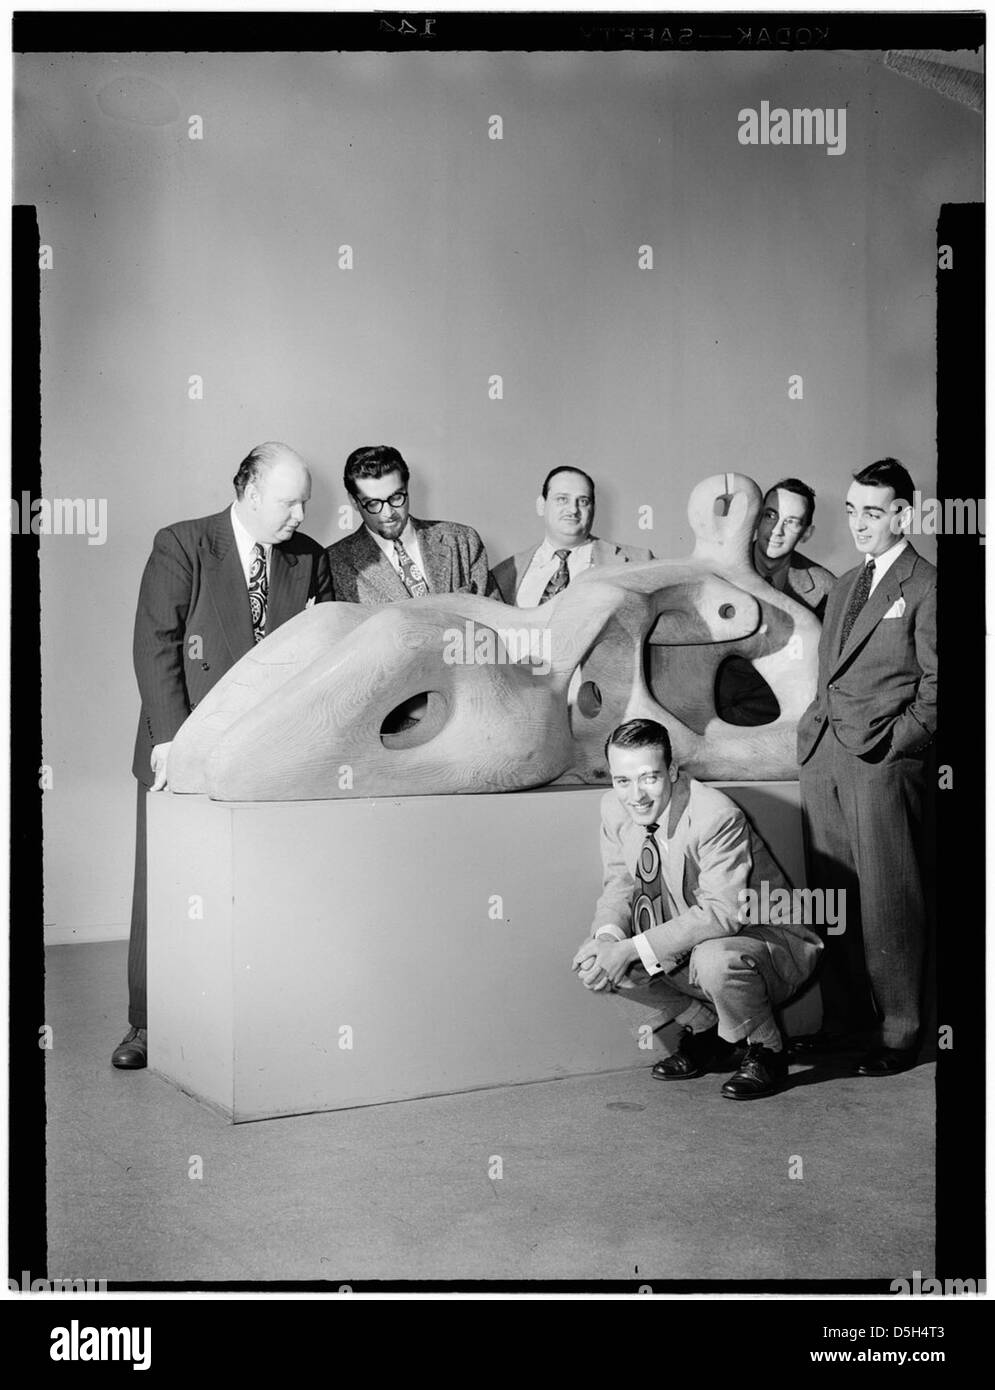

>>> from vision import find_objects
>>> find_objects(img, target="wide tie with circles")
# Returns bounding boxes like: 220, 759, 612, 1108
248, 542, 268, 644
539, 549, 571, 604
631, 822, 667, 936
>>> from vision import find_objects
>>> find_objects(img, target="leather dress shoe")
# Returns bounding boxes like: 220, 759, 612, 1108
854, 1045, 917, 1077
721, 1043, 788, 1100
111, 1027, 147, 1069
787, 1031, 862, 1058
652, 1025, 738, 1080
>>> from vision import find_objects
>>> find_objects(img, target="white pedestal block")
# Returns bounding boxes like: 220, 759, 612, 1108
148, 783, 819, 1122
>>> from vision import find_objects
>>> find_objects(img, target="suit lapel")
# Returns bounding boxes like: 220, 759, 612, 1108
414, 520, 452, 595
203, 510, 255, 661
511, 545, 541, 600
590, 538, 620, 569
266, 543, 310, 630
351, 525, 409, 602
832, 545, 917, 671
787, 558, 815, 599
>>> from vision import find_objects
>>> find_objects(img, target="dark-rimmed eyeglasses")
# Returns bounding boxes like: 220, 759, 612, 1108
357, 490, 408, 515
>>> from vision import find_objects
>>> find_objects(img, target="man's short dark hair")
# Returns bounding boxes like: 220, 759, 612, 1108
852, 458, 916, 508
541, 466, 596, 502
344, 445, 411, 499
604, 718, 673, 767
766, 477, 816, 527
232, 441, 303, 499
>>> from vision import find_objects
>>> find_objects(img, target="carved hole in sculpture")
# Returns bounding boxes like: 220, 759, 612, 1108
576, 681, 603, 719
380, 691, 449, 749
713, 656, 780, 728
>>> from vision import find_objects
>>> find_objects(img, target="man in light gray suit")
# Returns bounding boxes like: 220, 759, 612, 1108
489, 467, 653, 606
326, 445, 493, 604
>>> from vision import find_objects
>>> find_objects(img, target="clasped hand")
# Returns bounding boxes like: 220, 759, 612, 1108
572, 936, 636, 991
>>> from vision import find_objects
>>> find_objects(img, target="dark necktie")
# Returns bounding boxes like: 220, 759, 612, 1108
394, 538, 429, 597
539, 549, 571, 604
248, 542, 268, 643
631, 823, 668, 935
838, 559, 875, 652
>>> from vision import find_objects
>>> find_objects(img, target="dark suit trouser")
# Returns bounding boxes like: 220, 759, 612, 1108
800, 732, 928, 1050
127, 782, 148, 1029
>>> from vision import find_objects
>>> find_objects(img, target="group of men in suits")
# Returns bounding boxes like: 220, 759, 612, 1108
114, 446, 936, 1103
114, 442, 642, 1066
573, 458, 936, 1097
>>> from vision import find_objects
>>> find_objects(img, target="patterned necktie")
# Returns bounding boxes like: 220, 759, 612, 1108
394, 538, 429, 597
539, 549, 571, 604
838, 559, 875, 652
248, 542, 268, 644
631, 823, 668, 935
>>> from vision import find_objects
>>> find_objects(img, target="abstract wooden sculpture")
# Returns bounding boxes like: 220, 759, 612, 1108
168, 473, 822, 799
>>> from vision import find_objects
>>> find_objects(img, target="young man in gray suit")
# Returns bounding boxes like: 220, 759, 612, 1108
114, 442, 332, 1069
489, 466, 653, 606
794, 459, 936, 1076
326, 445, 493, 603
573, 719, 821, 1100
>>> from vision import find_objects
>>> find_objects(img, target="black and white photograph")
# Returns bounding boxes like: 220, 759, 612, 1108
6, 1, 987, 1342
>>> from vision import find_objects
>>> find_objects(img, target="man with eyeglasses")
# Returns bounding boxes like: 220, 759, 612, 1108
326, 445, 493, 603
752, 478, 835, 620
715, 478, 835, 727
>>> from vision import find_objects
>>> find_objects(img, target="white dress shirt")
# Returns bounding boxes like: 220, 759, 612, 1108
865, 537, 908, 596
516, 538, 594, 608
230, 504, 272, 587
366, 520, 430, 590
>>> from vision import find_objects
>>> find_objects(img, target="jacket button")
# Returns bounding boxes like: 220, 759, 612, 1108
201, 662, 210, 671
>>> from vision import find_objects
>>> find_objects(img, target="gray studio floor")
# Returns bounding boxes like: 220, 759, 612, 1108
45, 942, 934, 1283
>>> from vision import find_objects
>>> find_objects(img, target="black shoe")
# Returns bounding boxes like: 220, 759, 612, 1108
787, 1031, 862, 1058
854, 1045, 917, 1077
721, 1043, 788, 1100
111, 1027, 147, 1070
652, 1025, 738, 1080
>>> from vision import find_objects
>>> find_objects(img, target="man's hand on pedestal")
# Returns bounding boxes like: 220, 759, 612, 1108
150, 742, 172, 791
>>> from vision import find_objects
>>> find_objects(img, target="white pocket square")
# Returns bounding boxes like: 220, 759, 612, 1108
882, 597, 906, 620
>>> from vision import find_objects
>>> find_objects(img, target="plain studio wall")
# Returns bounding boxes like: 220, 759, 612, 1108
15, 50, 979, 944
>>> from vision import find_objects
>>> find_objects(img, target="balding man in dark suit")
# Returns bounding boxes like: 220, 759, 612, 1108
113, 442, 333, 1069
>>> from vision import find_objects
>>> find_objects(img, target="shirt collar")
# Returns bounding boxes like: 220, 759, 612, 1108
366, 518, 416, 557
230, 503, 271, 559
866, 536, 908, 579
538, 536, 594, 561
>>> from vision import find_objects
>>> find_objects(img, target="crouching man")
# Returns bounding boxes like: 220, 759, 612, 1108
572, 719, 822, 1100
